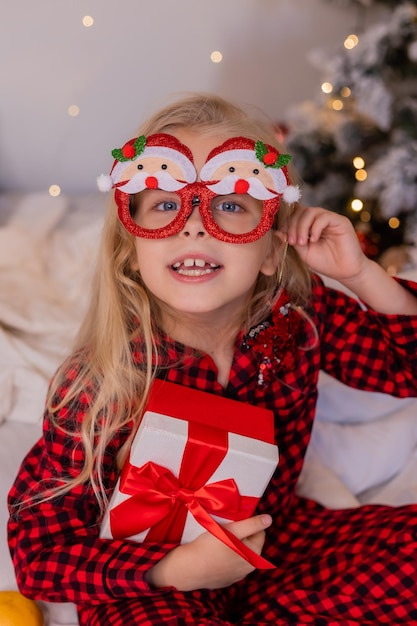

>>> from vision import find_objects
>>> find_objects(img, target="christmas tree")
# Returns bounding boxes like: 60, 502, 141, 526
285, 0, 417, 271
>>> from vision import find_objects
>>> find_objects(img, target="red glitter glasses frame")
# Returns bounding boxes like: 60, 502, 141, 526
116, 184, 281, 245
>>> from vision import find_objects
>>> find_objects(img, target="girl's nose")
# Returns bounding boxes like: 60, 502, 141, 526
180, 200, 207, 238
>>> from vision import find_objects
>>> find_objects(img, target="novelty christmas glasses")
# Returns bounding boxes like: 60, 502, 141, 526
97, 133, 300, 244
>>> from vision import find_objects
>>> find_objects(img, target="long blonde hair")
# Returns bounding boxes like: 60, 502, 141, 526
44, 93, 311, 510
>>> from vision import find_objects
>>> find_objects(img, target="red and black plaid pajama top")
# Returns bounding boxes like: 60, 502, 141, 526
8, 277, 417, 625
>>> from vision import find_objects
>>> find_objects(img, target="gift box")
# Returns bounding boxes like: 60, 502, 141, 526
100, 378, 278, 568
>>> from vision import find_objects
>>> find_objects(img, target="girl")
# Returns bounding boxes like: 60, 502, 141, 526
8, 93, 417, 625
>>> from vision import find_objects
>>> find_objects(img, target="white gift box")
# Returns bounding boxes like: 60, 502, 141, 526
100, 379, 278, 564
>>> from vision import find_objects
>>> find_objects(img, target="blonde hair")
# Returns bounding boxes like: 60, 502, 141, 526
41, 93, 311, 510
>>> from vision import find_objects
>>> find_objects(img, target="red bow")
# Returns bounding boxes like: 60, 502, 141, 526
110, 460, 274, 569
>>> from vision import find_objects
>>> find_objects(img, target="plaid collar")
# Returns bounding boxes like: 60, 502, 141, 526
130, 290, 301, 390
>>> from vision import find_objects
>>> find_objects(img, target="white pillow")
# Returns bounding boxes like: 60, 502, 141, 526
316, 370, 417, 425
0, 192, 103, 424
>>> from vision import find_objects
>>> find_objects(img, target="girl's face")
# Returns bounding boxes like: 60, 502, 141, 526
131, 129, 279, 329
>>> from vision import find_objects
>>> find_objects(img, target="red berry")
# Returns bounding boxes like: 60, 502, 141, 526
122, 144, 136, 158
263, 152, 277, 165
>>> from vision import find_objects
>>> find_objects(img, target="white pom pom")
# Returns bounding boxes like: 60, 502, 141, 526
283, 185, 301, 204
97, 174, 113, 192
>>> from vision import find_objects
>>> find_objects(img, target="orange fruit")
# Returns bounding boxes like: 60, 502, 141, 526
0, 591, 44, 626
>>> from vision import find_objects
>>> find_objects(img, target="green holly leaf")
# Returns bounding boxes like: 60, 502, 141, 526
275, 153, 292, 168
111, 148, 126, 161
255, 140, 268, 162
134, 135, 146, 156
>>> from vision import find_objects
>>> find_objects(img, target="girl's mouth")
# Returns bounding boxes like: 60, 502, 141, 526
171, 258, 221, 277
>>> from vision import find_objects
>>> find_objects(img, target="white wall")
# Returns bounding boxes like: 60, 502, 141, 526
0, 0, 357, 193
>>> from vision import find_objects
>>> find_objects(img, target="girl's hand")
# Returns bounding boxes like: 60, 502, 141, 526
280, 205, 368, 282
146, 514, 272, 591
280, 205, 417, 315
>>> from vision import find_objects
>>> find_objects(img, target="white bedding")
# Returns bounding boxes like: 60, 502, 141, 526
1, 192, 417, 625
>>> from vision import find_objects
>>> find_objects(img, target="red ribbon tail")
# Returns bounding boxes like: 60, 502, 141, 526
188, 501, 275, 570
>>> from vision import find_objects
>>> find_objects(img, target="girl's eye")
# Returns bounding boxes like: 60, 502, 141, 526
155, 200, 179, 212
216, 201, 242, 213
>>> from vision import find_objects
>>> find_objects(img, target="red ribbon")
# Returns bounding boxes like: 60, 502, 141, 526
109, 415, 275, 569
110, 460, 274, 569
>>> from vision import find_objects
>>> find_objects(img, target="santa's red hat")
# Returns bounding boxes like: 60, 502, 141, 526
97, 133, 196, 192
200, 136, 300, 203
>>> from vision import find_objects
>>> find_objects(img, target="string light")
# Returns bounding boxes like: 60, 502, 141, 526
351, 198, 363, 212
82, 15, 94, 27
331, 99, 344, 111
353, 156, 365, 169
344, 34, 359, 49
68, 104, 80, 117
49, 185, 61, 197
340, 87, 351, 98
360, 210, 371, 223
210, 51, 223, 63
321, 82, 333, 94
388, 217, 400, 229
355, 169, 368, 181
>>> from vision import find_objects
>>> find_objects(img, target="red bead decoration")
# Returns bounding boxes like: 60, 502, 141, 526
263, 152, 278, 165
122, 144, 136, 159
242, 290, 302, 386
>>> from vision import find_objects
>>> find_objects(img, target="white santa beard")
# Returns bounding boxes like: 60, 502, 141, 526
206, 175, 278, 200
117, 171, 187, 194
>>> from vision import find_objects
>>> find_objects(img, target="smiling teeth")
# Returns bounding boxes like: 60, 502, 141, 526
184, 258, 206, 268
173, 259, 218, 269
172, 258, 219, 276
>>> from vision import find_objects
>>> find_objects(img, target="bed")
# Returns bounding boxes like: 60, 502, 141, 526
1, 191, 417, 625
